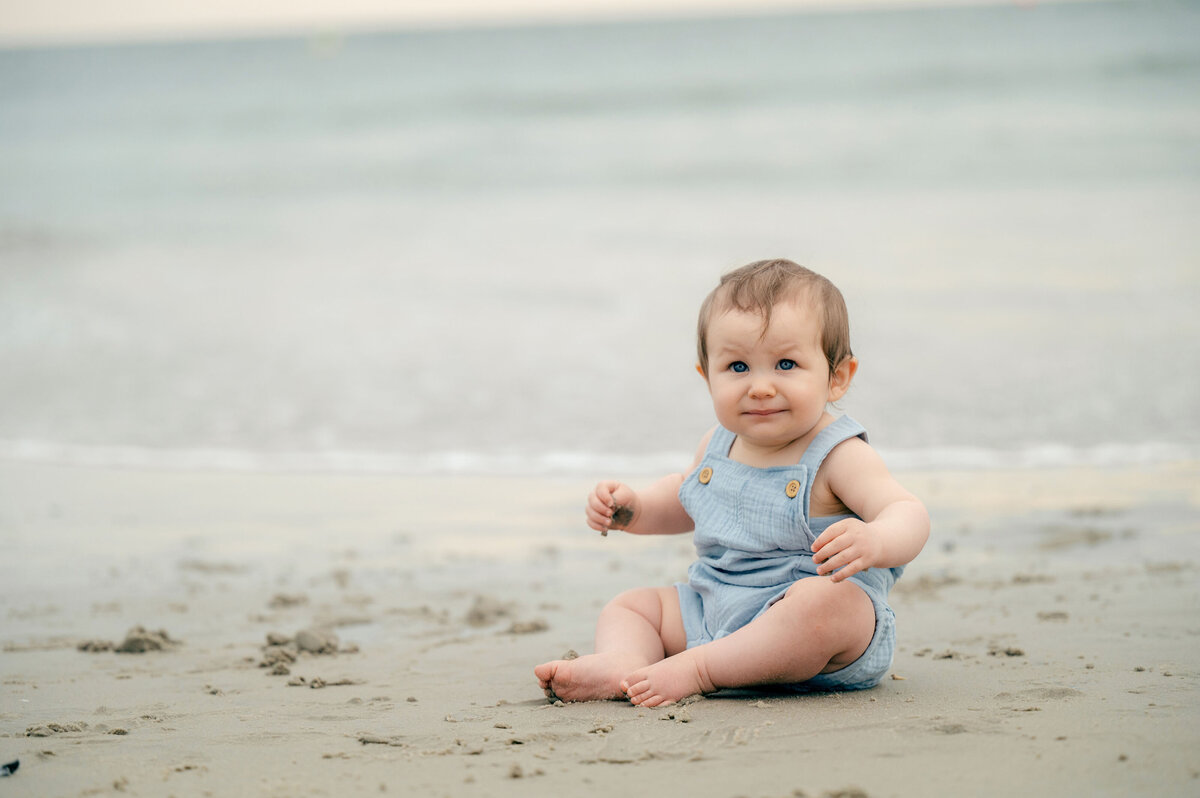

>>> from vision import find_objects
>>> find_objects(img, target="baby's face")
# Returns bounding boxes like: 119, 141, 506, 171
703, 299, 838, 453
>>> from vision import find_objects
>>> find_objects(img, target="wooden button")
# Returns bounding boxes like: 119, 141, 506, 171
785, 479, 801, 498
698, 467, 713, 485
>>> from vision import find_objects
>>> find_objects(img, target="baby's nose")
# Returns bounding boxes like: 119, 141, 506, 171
749, 379, 776, 398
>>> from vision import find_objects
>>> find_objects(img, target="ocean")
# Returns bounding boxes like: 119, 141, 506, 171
1, 0, 1198, 476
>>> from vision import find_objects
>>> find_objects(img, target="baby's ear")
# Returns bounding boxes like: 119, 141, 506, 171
828, 356, 858, 401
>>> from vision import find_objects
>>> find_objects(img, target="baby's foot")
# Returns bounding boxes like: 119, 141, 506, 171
621, 652, 715, 707
534, 652, 646, 703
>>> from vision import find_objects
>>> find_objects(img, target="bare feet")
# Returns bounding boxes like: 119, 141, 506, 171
534, 652, 648, 703
621, 651, 715, 707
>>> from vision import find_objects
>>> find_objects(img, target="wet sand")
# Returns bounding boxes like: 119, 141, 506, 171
1, 461, 1198, 797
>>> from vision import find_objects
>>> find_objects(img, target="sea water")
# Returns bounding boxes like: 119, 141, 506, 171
1, 0, 1198, 475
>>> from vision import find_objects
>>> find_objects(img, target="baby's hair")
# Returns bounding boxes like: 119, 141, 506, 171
696, 258, 853, 378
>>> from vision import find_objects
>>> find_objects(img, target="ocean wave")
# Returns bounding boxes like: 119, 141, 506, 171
1, 438, 1195, 476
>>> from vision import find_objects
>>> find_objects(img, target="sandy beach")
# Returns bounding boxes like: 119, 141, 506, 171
1, 460, 1197, 797
4, 0, 1199, 792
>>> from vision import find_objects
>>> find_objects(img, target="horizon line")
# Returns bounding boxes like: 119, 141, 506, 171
0, 0, 1112, 50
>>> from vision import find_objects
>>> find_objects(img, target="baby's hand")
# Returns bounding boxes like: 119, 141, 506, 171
812, 518, 884, 582
587, 480, 638, 535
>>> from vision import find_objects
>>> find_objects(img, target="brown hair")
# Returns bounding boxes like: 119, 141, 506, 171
696, 259, 853, 378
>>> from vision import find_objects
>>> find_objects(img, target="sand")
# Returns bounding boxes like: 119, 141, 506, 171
1, 460, 1198, 797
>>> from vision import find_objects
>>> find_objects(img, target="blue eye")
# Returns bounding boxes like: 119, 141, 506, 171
729, 361, 749, 373
778, 359, 796, 371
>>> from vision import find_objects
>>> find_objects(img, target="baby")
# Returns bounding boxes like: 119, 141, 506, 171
535, 259, 930, 707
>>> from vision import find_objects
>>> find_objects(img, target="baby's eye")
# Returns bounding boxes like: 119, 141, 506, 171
729, 361, 749, 373
777, 359, 796, 371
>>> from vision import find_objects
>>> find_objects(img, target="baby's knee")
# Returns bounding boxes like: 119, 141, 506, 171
609, 586, 668, 613
607, 586, 681, 627
782, 578, 873, 623
774, 580, 875, 663
605, 586, 684, 655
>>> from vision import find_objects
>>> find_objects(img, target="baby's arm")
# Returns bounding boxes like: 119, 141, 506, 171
587, 474, 692, 535
811, 437, 930, 581
585, 429, 712, 536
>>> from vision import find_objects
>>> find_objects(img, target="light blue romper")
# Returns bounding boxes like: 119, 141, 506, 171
675, 415, 901, 691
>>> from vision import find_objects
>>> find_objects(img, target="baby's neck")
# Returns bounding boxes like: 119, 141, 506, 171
728, 423, 827, 468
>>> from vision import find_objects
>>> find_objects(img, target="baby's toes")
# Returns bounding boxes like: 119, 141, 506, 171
629, 688, 666, 707
622, 677, 649, 701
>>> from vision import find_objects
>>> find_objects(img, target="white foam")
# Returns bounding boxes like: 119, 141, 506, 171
876, 442, 1199, 471
1, 437, 1194, 476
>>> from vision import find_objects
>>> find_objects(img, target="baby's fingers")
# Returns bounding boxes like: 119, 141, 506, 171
811, 519, 852, 556
814, 539, 855, 576
586, 502, 614, 532
812, 531, 847, 565
827, 557, 866, 582
588, 490, 611, 515
818, 555, 862, 581
592, 480, 623, 508
586, 486, 620, 532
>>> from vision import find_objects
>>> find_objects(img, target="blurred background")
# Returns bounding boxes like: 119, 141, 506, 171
1, 0, 1197, 476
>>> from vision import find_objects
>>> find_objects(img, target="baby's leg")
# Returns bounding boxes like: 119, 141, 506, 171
622, 577, 874, 707
534, 586, 685, 702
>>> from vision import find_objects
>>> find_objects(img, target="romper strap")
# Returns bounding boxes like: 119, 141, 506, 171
799, 415, 868, 518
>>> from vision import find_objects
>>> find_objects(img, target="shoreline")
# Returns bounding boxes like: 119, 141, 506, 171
1, 460, 1198, 796
1, 436, 1195, 482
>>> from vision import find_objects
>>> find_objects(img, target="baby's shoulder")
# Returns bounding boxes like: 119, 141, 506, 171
823, 431, 874, 464
816, 434, 882, 482
811, 435, 879, 499
688, 426, 720, 469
